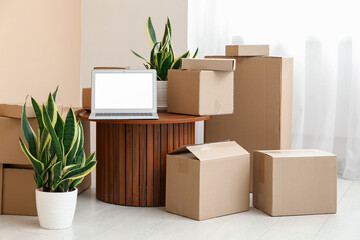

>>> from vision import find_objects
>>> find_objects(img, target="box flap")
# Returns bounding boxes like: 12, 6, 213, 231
256, 149, 335, 158
0, 103, 36, 118
181, 58, 236, 71
187, 141, 248, 161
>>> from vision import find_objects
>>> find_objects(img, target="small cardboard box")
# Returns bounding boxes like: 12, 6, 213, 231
167, 70, 234, 116
181, 58, 236, 71
204, 56, 293, 191
166, 141, 250, 220
253, 149, 337, 216
82, 88, 91, 111
226, 45, 269, 56
0, 165, 91, 216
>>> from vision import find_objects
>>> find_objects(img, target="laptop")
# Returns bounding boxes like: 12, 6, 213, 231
89, 69, 159, 120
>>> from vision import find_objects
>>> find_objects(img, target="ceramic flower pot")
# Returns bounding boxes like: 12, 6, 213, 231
35, 188, 78, 229
157, 81, 167, 112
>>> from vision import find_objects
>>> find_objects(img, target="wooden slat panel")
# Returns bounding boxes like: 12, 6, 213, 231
119, 124, 126, 205
179, 123, 184, 147
125, 125, 133, 205
113, 124, 120, 204
96, 123, 102, 200
173, 124, 179, 150
132, 125, 140, 206
160, 124, 168, 205
183, 123, 188, 145
108, 124, 115, 203
191, 122, 195, 144
153, 124, 161, 206
104, 124, 109, 202
188, 123, 192, 144
168, 124, 174, 152
146, 125, 154, 206
139, 125, 147, 206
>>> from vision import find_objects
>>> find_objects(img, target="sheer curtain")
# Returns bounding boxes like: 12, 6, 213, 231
188, 0, 360, 179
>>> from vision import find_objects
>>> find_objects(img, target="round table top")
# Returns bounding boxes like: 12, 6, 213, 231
79, 111, 211, 124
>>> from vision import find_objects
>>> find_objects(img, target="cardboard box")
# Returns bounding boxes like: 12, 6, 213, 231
181, 58, 236, 71
167, 70, 234, 116
0, 165, 91, 216
82, 88, 91, 111
225, 45, 269, 56
253, 149, 337, 216
166, 141, 250, 220
0, 103, 62, 165
204, 56, 293, 191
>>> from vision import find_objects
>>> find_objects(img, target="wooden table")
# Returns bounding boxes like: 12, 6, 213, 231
79, 112, 210, 207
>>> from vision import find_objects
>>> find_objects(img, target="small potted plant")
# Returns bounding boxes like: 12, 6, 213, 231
19, 88, 97, 229
131, 17, 198, 110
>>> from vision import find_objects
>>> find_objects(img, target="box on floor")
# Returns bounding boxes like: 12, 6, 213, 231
167, 59, 235, 116
204, 55, 293, 191
253, 149, 337, 216
166, 141, 250, 220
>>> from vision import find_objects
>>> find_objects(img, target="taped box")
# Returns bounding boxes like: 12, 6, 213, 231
166, 141, 250, 220
253, 149, 337, 216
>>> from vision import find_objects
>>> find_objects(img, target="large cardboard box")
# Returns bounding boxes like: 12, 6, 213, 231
253, 149, 337, 216
181, 59, 236, 71
205, 56, 293, 191
167, 70, 234, 116
166, 141, 250, 220
226, 45, 269, 56
0, 165, 91, 216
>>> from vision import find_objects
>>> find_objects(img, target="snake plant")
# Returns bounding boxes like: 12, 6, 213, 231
131, 17, 198, 81
19, 87, 97, 192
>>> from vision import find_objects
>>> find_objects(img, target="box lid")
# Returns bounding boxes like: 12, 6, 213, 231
181, 58, 236, 71
0, 103, 36, 119
256, 149, 336, 158
170, 141, 249, 161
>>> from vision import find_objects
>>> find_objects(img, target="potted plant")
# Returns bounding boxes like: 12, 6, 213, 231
19, 88, 97, 229
131, 17, 198, 110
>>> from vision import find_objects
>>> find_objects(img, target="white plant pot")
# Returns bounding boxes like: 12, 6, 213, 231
157, 81, 167, 111
35, 188, 78, 229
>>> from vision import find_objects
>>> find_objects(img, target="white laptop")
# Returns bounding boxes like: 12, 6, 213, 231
89, 69, 159, 120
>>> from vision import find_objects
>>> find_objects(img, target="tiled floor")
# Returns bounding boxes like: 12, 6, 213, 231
0, 176, 357, 240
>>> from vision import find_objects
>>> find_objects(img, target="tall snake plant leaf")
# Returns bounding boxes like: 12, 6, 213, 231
21, 99, 38, 158
85, 152, 96, 166
31, 97, 44, 138
167, 17, 172, 40
69, 177, 84, 191
53, 85, 59, 102
192, 48, 199, 58
64, 125, 80, 166
42, 105, 63, 164
51, 161, 62, 191
19, 137, 44, 176
158, 52, 172, 81
63, 108, 77, 155
56, 160, 97, 189
55, 112, 65, 141
156, 51, 165, 76
45, 93, 58, 126
131, 50, 154, 68
150, 42, 160, 67
146, 17, 157, 47
170, 51, 190, 69
33, 173, 44, 189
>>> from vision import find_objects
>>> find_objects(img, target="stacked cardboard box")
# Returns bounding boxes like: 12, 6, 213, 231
205, 49, 293, 191
0, 104, 91, 216
167, 58, 235, 116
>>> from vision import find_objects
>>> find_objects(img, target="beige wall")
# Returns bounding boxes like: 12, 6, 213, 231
0, 0, 81, 106
81, 0, 188, 88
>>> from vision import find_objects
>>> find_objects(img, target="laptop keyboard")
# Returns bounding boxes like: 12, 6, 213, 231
95, 113, 153, 117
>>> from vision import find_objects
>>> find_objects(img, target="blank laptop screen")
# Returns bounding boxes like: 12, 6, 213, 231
94, 72, 153, 109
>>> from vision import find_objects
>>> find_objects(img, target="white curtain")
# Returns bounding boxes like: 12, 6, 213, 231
188, 0, 360, 179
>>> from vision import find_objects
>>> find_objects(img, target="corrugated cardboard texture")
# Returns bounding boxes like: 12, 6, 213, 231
166, 141, 250, 220
253, 150, 337, 216
2, 168, 37, 216
167, 70, 234, 116
225, 45, 269, 56
0, 103, 37, 119
82, 88, 91, 111
204, 56, 293, 191
181, 59, 236, 71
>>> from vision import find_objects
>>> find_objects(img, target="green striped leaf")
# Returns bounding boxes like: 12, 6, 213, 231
53, 86, 59, 102
55, 112, 64, 141
69, 177, 84, 190
146, 17, 157, 47
19, 137, 44, 176
167, 17, 172, 40
63, 108, 77, 155
85, 152, 96, 166
31, 97, 44, 137
51, 161, 62, 191
42, 105, 63, 163
46, 93, 57, 125
62, 160, 97, 181
192, 48, 199, 58
21, 99, 38, 158
170, 51, 190, 69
